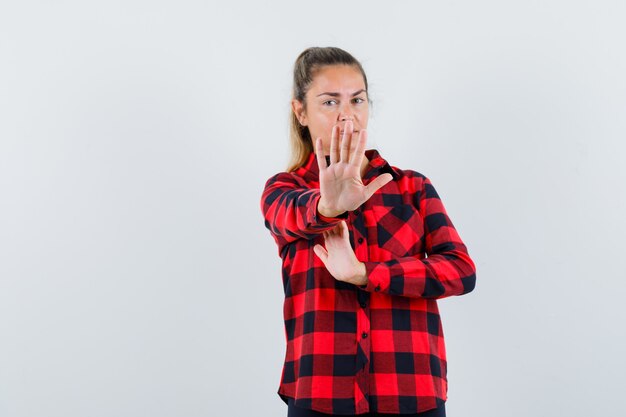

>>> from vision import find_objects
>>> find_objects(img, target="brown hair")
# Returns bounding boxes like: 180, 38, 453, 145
287, 47, 369, 172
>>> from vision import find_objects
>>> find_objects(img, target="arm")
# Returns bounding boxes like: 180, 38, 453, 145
260, 173, 345, 244
261, 122, 392, 244
314, 177, 476, 299
362, 177, 476, 299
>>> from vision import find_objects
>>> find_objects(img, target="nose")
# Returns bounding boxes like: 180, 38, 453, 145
338, 107, 354, 122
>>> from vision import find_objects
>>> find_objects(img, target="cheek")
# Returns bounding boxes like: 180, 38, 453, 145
311, 134, 332, 155
358, 108, 369, 123
308, 114, 335, 136
310, 137, 331, 155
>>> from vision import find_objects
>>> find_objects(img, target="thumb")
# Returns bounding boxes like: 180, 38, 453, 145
338, 221, 350, 240
313, 244, 329, 263
364, 173, 393, 199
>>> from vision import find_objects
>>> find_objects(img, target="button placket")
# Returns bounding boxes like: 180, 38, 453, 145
351, 208, 368, 261
352, 205, 371, 412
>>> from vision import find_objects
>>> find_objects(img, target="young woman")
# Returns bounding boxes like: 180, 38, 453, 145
261, 47, 476, 417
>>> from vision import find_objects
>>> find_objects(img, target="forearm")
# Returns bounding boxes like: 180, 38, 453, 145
359, 245, 476, 299
354, 175, 476, 299
261, 176, 347, 242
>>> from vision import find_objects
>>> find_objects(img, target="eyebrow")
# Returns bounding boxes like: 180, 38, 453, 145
316, 89, 367, 97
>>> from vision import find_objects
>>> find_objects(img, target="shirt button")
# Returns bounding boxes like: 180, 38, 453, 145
353, 209, 360, 216
361, 332, 368, 339
357, 237, 364, 244
359, 301, 367, 308
375, 285, 381, 292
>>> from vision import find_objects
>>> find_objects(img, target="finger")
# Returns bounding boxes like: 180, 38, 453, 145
339, 120, 353, 162
315, 138, 327, 171
343, 220, 353, 240
364, 173, 393, 200
339, 221, 350, 241
335, 221, 346, 233
338, 220, 348, 235
329, 125, 340, 164
313, 244, 328, 263
349, 129, 367, 167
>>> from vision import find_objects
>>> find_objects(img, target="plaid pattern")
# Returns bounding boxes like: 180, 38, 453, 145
261, 150, 476, 415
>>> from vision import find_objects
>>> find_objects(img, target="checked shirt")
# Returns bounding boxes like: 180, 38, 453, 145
261, 149, 476, 415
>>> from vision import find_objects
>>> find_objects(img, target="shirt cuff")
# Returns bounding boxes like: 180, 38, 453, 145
359, 262, 390, 293
311, 193, 348, 224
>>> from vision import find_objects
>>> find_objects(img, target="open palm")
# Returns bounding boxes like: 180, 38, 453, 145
316, 121, 392, 218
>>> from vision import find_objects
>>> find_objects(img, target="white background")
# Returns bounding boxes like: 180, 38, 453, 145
1, 1, 625, 416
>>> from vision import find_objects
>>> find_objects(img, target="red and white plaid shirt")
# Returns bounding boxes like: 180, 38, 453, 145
261, 150, 476, 415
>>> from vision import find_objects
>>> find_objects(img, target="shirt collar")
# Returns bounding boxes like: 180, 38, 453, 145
295, 149, 400, 183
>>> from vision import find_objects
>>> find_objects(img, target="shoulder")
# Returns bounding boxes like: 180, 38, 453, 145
261, 170, 315, 205
386, 163, 430, 192
393, 166, 428, 181
264, 170, 306, 188
370, 150, 429, 185
380, 160, 443, 204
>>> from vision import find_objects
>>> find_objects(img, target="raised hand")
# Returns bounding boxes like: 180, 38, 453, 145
315, 121, 393, 218
313, 221, 367, 286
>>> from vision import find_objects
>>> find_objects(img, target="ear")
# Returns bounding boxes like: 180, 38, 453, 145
291, 99, 307, 126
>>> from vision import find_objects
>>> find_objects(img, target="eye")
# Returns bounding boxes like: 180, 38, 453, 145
323, 100, 337, 106
353, 97, 366, 104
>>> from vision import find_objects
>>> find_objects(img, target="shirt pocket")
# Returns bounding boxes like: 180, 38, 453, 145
367, 204, 425, 259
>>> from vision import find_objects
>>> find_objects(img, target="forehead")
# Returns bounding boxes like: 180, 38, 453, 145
308, 65, 366, 94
